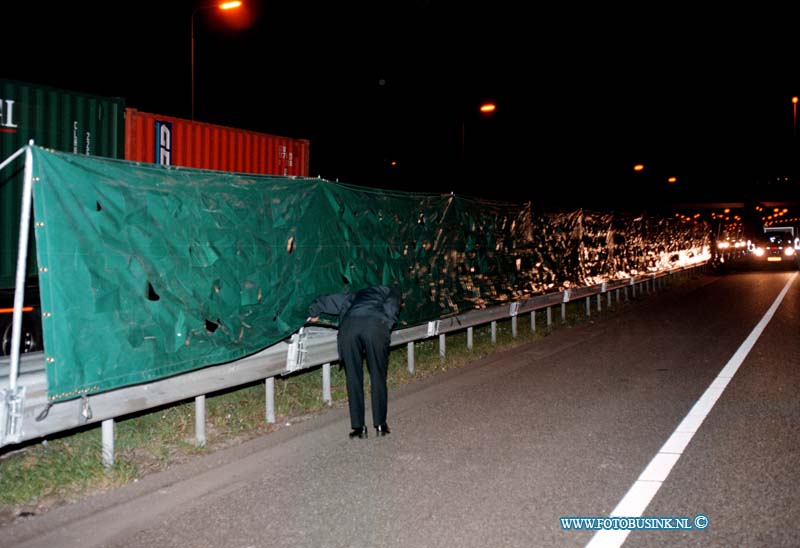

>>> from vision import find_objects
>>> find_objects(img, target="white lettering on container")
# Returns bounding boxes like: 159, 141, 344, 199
0, 99, 18, 129
156, 121, 172, 165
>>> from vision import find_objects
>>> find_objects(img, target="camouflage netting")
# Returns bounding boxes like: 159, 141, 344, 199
29, 147, 710, 401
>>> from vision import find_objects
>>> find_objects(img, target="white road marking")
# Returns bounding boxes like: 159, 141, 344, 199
586, 271, 798, 548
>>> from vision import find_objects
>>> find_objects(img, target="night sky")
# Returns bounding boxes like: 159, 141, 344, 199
6, 1, 800, 212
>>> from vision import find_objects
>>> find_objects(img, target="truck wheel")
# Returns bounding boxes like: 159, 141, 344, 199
1, 317, 40, 356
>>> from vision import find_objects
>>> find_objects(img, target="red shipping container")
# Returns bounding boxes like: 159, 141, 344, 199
124, 108, 310, 177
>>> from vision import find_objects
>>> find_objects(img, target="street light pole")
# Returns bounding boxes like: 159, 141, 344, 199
793, 96, 798, 138
191, 9, 198, 120
460, 101, 496, 176
191, 1, 243, 121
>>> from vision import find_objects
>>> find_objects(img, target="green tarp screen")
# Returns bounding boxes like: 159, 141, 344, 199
28, 147, 710, 402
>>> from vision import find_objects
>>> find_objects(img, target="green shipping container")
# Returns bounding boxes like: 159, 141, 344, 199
0, 79, 125, 288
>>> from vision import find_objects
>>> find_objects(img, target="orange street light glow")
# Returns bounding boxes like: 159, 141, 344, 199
220, 1, 242, 10
479, 103, 496, 113
633, 164, 644, 172
667, 176, 677, 184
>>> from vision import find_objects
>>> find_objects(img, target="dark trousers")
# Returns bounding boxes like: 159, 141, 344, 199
337, 316, 391, 429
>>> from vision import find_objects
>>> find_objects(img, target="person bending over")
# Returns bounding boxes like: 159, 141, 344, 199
308, 285, 402, 439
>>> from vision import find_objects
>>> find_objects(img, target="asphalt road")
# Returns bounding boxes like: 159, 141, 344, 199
3, 267, 799, 548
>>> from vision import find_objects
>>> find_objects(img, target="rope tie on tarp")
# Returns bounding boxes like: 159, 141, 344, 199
35, 402, 53, 422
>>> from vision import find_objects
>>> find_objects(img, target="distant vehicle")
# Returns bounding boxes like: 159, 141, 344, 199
763, 226, 799, 249
746, 233, 799, 270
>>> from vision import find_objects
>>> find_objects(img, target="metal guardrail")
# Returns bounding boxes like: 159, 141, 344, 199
0, 261, 712, 464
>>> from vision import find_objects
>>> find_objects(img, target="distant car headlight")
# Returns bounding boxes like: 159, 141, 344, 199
785, 247, 795, 256
754, 247, 765, 257
717, 241, 730, 249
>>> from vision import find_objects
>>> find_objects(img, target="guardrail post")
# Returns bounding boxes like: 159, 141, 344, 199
561, 302, 566, 322
585, 296, 590, 317
596, 293, 602, 312
102, 419, 115, 469
407, 342, 415, 374
510, 302, 519, 338
547, 306, 552, 327
491, 321, 497, 344
322, 363, 331, 405
265, 377, 275, 424
439, 333, 446, 358
195, 395, 206, 447
530, 310, 536, 333
467, 327, 473, 350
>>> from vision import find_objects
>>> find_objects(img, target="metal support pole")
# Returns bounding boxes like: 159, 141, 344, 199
195, 395, 206, 447
439, 333, 446, 358
265, 377, 275, 424
597, 293, 602, 312
607, 290, 611, 307
8, 145, 34, 392
467, 326, 473, 350
547, 306, 552, 327
0, 145, 26, 173
585, 296, 591, 317
322, 363, 331, 405
511, 315, 518, 338
561, 302, 566, 322
407, 342, 415, 374
531, 310, 536, 333
491, 321, 497, 344
102, 419, 115, 469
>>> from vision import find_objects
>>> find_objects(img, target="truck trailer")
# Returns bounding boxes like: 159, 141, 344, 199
0, 79, 312, 356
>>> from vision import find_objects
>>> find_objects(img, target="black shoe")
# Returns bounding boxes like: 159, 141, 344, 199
375, 424, 390, 436
349, 426, 368, 439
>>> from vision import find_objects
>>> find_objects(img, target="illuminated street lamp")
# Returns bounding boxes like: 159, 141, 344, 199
793, 96, 798, 137
191, 1, 243, 120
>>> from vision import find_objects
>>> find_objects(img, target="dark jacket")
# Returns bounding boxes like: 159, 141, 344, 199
308, 285, 401, 329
